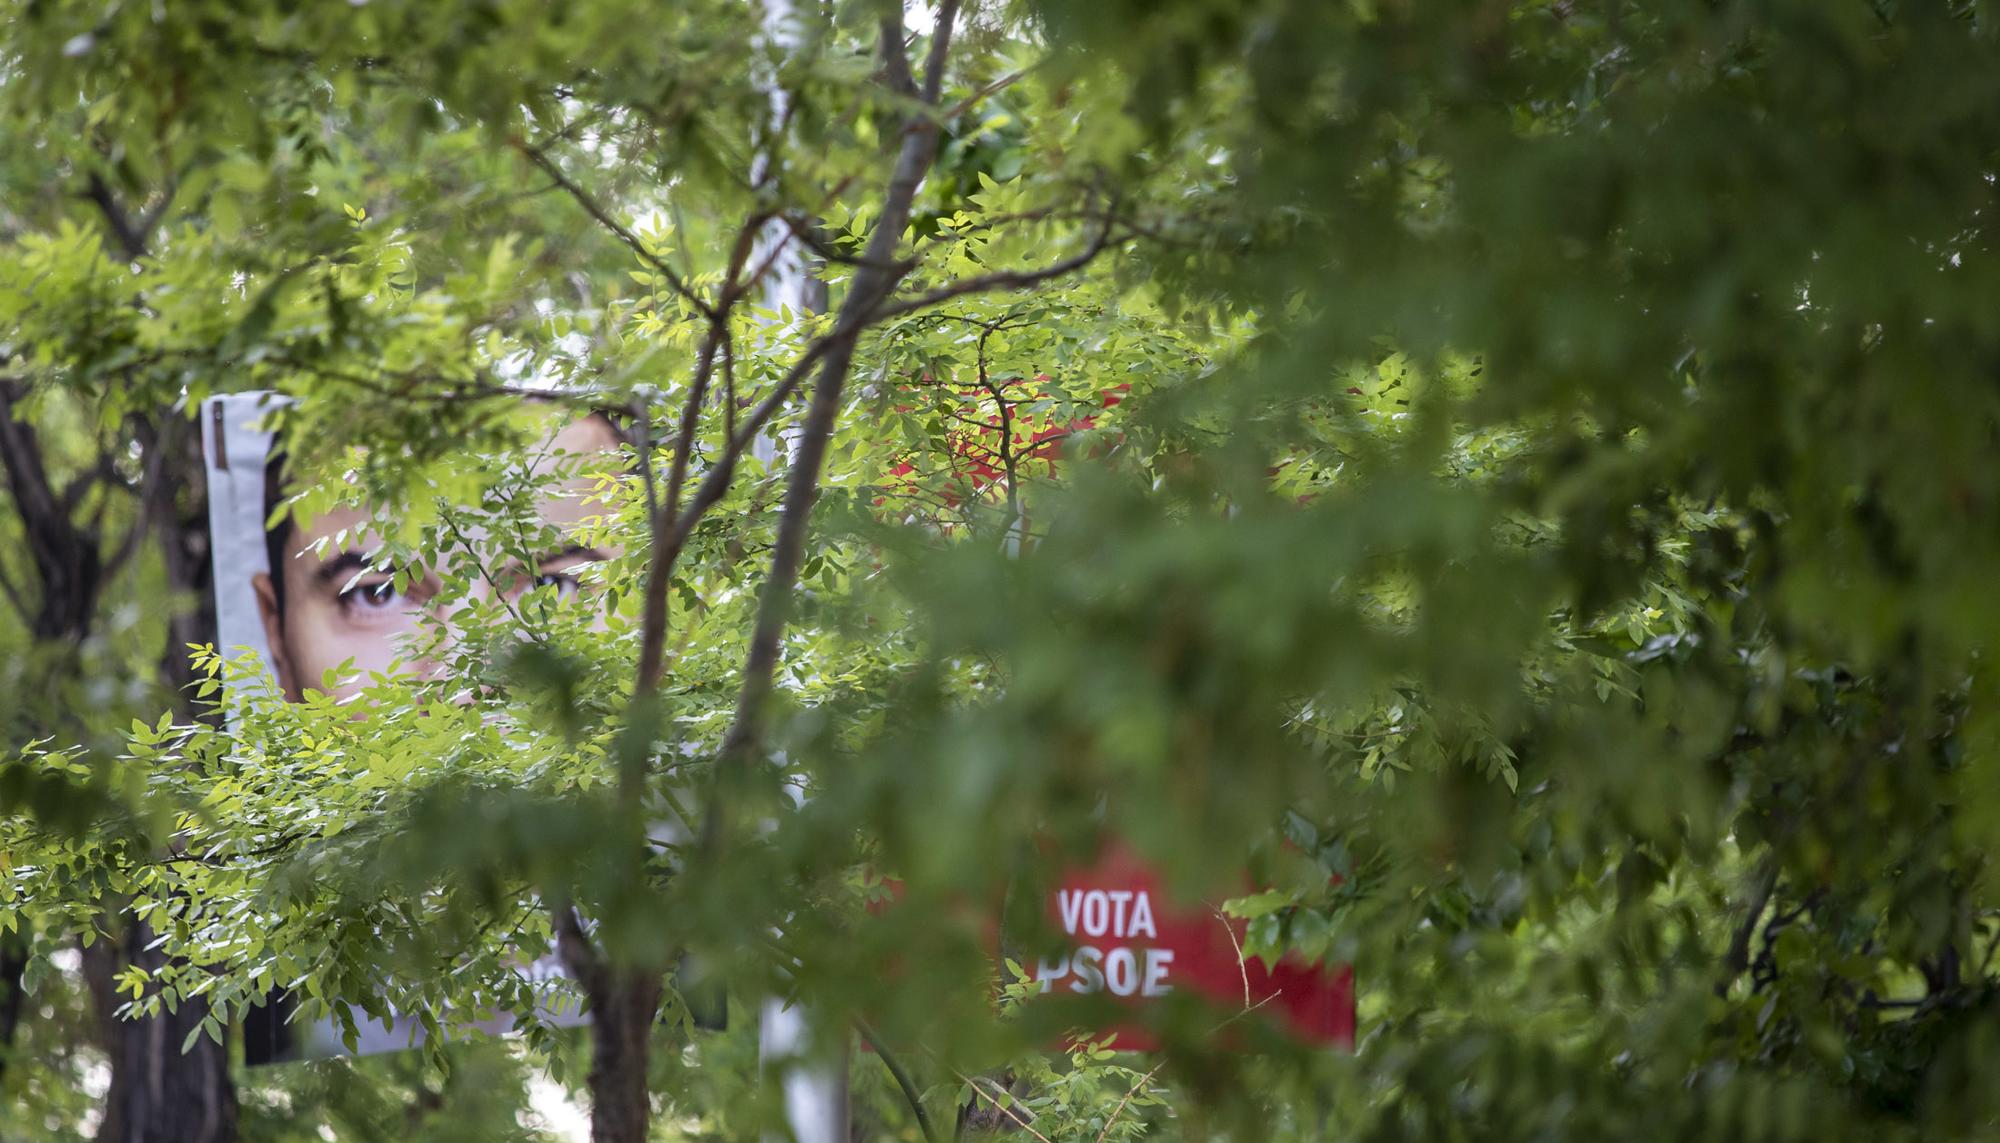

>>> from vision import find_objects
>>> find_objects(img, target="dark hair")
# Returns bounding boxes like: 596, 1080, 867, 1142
263, 445, 294, 624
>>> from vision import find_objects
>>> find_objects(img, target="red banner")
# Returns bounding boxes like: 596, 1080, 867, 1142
1021, 841, 1353, 1050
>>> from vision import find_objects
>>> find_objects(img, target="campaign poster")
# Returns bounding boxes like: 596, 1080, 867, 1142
1021, 840, 1354, 1051
201, 391, 596, 1062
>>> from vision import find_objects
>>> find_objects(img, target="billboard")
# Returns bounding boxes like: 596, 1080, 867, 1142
201, 391, 600, 1062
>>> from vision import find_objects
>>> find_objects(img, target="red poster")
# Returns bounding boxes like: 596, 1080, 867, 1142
1022, 841, 1353, 1050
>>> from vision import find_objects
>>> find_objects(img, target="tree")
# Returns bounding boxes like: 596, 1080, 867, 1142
0, 189, 237, 1143
11, 1, 2000, 1141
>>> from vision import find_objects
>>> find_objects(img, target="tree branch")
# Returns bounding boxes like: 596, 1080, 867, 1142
103, 418, 173, 584
631, 208, 778, 704
668, 335, 828, 524
858, 1019, 939, 1143
514, 144, 717, 323
0, 934, 26, 1091
1718, 856, 1779, 996
0, 556, 29, 624
720, 329, 738, 445
700, 2, 962, 855
921, 0, 962, 105
660, 336, 721, 544
977, 325, 1022, 531
57, 450, 117, 516
83, 174, 148, 262
870, 216, 1121, 325
632, 395, 660, 527
777, 210, 907, 271
624, 331, 841, 709
631, 333, 718, 704
879, 13, 919, 98
552, 903, 607, 1002
0, 380, 65, 541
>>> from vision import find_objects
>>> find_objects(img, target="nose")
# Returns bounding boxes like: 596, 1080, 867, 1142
397, 565, 482, 700
413, 568, 525, 706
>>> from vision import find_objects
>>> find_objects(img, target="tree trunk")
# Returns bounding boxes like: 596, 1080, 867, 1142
556, 904, 663, 1143
0, 931, 28, 1087
85, 919, 237, 1143
86, 413, 238, 1143
587, 972, 662, 1143
110, 415, 236, 1143
149, 416, 214, 714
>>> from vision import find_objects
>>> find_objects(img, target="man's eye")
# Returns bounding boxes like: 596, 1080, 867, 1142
533, 572, 580, 599
342, 580, 404, 612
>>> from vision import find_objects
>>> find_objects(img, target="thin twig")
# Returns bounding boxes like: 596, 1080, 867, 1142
730, 213, 801, 305
439, 512, 540, 639
941, 67, 1031, 122
1094, 1060, 1167, 1143
776, 209, 904, 270
1215, 907, 1253, 1010
953, 1070, 1054, 1143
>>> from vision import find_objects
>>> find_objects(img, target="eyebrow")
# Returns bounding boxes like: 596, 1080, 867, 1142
311, 551, 376, 590
538, 544, 610, 567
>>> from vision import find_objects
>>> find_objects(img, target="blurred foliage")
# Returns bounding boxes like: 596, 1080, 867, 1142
4, 0, 2000, 1140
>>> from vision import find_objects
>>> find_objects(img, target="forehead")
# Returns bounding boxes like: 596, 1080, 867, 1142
279, 412, 622, 561
542, 413, 623, 459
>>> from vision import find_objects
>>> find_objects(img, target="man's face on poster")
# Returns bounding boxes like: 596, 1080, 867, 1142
251, 413, 622, 703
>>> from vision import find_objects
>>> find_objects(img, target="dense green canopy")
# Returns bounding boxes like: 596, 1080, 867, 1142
4, 1, 2000, 1140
